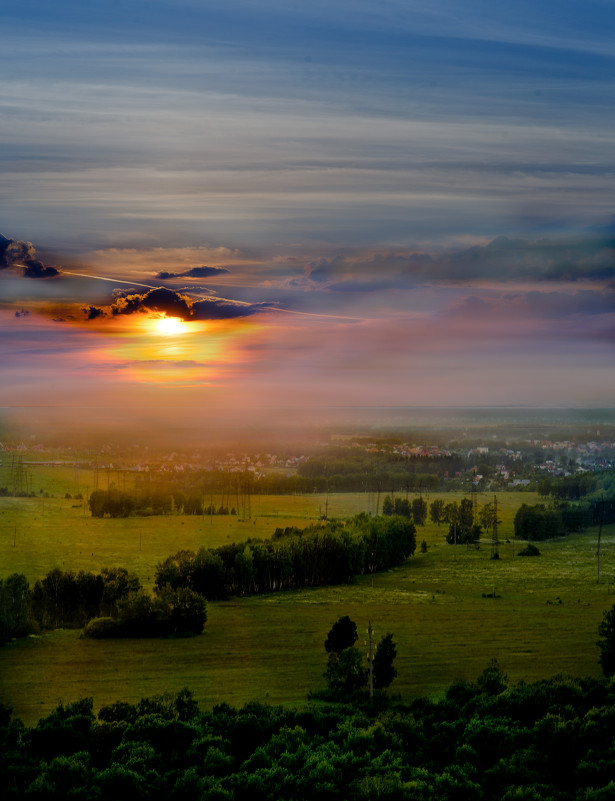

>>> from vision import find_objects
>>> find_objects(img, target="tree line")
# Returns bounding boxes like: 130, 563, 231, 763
154, 514, 417, 599
88, 488, 238, 518
1, 515, 415, 641
0, 567, 206, 643
514, 495, 615, 540
537, 473, 599, 500
4, 665, 615, 799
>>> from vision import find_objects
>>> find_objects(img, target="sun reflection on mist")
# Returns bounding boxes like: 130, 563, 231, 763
97, 315, 261, 387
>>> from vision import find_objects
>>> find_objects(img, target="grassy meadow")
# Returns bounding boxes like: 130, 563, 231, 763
1, 473, 614, 725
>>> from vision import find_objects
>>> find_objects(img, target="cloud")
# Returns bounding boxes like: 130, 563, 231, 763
84, 305, 105, 320
448, 286, 615, 320
300, 233, 615, 292
156, 266, 230, 280
191, 298, 277, 320
424, 235, 615, 283
83, 286, 276, 321
0, 233, 59, 278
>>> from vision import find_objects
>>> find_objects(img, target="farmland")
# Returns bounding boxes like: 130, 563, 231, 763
0, 478, 614, 726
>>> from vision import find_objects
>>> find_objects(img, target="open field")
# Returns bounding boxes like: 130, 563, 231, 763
0, 489, 529, 588
1, 487, 614, 725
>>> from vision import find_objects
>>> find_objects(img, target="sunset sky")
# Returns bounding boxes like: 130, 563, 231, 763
2, 1, 615, 438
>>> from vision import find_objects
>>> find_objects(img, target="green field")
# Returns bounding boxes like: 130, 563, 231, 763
1, 487, 614, 725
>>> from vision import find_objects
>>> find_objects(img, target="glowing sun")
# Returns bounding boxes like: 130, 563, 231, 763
153, 316, 188, 335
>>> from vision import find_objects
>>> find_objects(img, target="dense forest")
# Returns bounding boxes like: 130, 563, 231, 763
3, 667, 615, 800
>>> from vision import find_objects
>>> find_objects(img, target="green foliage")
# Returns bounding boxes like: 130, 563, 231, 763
81, 616, 120, 639
82, 586, 206, 639
30, 566, 140, 630
476, 658, 507, 695
518, 543, 541, 557
514, 504, 564, 541
430, 498, 445, 525
445, 498, 482, 545
154, 514, 416, 599
0, 573, 32, 642
88, 488, 135, 518
597, 605, 615, 677
411, 497, 428, 526
540, 474, 598, 500
324, 647, 368, 697
6, 674, 615, 801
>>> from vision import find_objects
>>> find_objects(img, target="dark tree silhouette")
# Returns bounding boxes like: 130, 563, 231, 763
373, 633, 397, 689
598, 605, 615, 677
324, 615, 358, 654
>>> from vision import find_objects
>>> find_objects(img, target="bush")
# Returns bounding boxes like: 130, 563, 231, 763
81, 617, 122, 639
518, 543, 541, 557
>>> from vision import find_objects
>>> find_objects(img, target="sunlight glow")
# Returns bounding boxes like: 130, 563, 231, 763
153, 316, 188, 336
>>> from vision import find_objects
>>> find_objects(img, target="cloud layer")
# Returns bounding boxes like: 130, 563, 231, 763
156, 266, 230, 280
0, 234, 59, 279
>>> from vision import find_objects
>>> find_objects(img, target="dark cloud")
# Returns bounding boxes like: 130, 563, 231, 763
14, 309, 30, 318
156, 265, 230, 280
424, 235, 615, 283
0, 233, 59, 278
130, 286, 192, 318
82, 286, 276, 321
191, 298, 277, 320
84, 305, 105, 320
450, 287, 615, 319
304, 234, 615, 291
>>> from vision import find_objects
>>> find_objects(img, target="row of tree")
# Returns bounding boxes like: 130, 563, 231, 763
154, 514, 417, 599
537, 473, 598, 500
381, 495, 428, 524
0, 568, 206, 642
81, 585, 206, 639
88, 489, 239, 518
514, 495, 615, 540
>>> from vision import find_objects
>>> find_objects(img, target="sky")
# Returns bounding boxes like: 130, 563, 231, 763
1, 0, 615, 440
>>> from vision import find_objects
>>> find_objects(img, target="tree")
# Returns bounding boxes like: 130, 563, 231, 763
411, 497, 428, 526
373, 633, 397, 690
430, 499, 445, 525
325, 615, 358, 654
155, 585, 207, 636
100, 567, 141, 616
324, 647, 368, 696
479, 502, 497, 531
476, 658, 507, 695
597, 604, 615, 677
0, 573, 31, 641
382, 496, 394, 516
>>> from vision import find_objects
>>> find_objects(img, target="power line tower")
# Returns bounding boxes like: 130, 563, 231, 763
10, 456, 30, 495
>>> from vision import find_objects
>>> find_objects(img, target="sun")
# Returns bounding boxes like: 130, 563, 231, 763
153, 316, 188, 335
